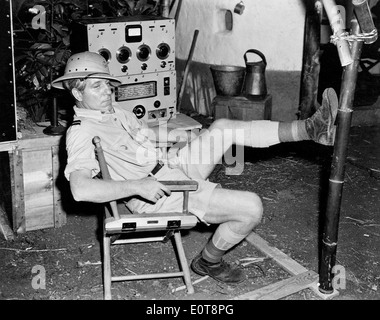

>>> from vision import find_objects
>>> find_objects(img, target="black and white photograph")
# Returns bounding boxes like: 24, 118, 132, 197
0, 0, 379, 305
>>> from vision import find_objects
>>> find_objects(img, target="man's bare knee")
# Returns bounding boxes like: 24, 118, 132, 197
240, 192, 263, 228
209, 118, 234, 131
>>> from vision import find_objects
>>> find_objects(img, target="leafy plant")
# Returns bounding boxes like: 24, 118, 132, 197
13, 0, 86, 122
88, 0, 160, 17
13, 0, 160, 123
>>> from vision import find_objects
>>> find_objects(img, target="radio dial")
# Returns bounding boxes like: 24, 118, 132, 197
156, 43, 170, 60
116, 46, 132, 64
98, 48, 111, 62
137, 44, 151, 61
154, 100, 161, 108
133, 105, 146, 119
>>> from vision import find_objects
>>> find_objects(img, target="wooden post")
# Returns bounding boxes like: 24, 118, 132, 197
160, 0, 170, 18
174, 0, 183, 28
0, 204, 15, 241
177, 29, 199, 114
299, 0, 322, 119
318, 18, 363, 294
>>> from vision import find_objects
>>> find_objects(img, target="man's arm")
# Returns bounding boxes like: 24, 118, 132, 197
69, 168, 171, 204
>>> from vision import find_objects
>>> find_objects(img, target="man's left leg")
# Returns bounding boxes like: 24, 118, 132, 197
191, 188, 263, 284
174, 87, 339, 180
185, 88, 339, 284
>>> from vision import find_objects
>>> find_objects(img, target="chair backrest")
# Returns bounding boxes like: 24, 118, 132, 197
93, 136, 120, 219
92, 136, 199, 228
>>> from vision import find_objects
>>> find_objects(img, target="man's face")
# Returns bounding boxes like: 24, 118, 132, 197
75, 78, 113, 111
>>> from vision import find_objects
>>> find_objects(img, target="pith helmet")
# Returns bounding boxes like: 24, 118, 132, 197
52, 51, 121, 89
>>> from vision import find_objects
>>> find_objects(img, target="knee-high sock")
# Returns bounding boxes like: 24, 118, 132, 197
278, 120, 309, 142
233, 119, 312, 146
202, 223, 249, 263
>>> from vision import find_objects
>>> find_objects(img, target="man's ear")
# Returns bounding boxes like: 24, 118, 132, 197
71, 88, 83, 101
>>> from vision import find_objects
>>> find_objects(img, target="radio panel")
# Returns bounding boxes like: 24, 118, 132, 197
72, 16, 175, 76
71, 16, 177, 123
115, 71, 176, 122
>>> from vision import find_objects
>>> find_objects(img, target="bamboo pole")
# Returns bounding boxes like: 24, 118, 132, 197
322, 0, 353, 66
352, 0, 378, 44
299, 0, 322, 119
318, 18, 363, 294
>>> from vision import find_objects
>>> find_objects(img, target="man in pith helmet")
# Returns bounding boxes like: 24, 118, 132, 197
53, 51, 338, 285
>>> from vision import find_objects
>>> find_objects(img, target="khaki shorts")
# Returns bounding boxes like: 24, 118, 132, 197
127, 164, 218, 224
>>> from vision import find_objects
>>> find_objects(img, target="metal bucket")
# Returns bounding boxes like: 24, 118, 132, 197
210, 65, 246, 96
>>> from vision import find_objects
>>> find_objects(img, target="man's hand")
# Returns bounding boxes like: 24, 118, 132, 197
133, 177, 172, 203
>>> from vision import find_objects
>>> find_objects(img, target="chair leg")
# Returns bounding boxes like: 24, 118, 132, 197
173, 231, 194, 294
103, 234, 112, 300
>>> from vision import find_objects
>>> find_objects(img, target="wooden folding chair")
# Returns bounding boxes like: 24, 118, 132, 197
92, 136, 199, 300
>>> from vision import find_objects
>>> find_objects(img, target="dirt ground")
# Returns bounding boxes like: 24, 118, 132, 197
0, 119, 379, 302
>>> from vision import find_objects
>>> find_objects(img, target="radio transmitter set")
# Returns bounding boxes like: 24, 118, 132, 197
71, 16, 176, 122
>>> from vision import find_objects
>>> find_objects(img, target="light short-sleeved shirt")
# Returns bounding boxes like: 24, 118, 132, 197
65, 105, 161, 181
64, 105, 217, 221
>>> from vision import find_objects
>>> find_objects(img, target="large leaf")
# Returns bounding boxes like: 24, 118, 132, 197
30, 43, 53, 51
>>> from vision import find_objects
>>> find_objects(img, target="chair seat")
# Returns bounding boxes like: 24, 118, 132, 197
92, 136, 198, 299
105, 212, 198, 234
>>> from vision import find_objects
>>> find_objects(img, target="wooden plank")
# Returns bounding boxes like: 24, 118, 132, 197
245, 232, 340, 300
18, 136, 63, 150
24, 188, 55, 231
52, 145, 66, 227
245, 232, 309, 275
17, 123, 63, 150
0, 142, 17, 152
23, 171, 53, 195
233, 271, 319, 300
160, 180, 198, 191
10, 149, 26, 233
21, 149, 52, 173
214, 95, 272, 121
24, 192, 54, 210
25, 205, 55, 231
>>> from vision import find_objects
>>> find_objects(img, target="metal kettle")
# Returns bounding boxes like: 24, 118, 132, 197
243, 49, 267, 97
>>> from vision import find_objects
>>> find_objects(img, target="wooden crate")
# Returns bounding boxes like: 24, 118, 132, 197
212, 94, 272, 121
8, 125, 67, 233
